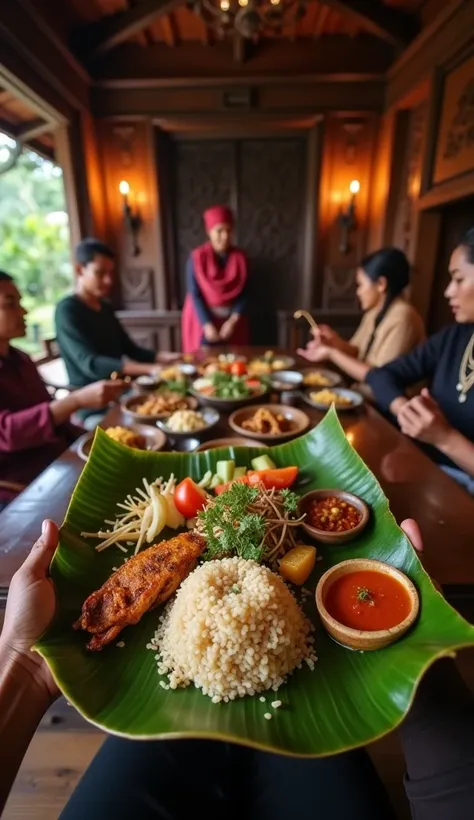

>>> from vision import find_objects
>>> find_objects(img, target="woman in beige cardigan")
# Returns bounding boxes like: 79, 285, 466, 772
298, 247, 424, 382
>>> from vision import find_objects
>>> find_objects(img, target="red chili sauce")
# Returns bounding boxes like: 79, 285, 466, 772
307, 496, 361, 532
324, 569, 412, 631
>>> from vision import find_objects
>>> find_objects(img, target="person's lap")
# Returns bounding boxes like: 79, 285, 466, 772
60, 737, 394, 820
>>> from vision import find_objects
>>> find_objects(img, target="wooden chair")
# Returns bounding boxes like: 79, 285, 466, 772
35, 338, 72, 396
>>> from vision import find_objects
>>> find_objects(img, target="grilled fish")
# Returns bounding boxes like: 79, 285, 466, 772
74, 531, 205, 651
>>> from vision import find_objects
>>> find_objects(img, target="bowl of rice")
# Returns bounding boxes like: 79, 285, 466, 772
156, 407, 220, 438
148, 557, 317, 702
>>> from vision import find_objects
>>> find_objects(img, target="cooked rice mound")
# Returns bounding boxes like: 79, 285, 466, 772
149, 557, 317, 702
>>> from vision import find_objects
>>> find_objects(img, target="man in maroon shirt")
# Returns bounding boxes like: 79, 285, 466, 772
0, 271, 125, 510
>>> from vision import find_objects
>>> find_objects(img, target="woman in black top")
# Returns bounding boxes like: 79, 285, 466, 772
367, 228, 474, 492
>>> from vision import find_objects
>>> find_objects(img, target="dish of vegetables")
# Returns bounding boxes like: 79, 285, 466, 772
191, 371, 267, 409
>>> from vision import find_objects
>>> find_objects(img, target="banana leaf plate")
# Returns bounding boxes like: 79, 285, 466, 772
35, 408, 474, 757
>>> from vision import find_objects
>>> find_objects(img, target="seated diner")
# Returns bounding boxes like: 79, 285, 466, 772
0, 270, 125, 512
55, 238, 172, 394
297, 247, 424, 383
182, 205, 250, 352
367, 228, 474, 493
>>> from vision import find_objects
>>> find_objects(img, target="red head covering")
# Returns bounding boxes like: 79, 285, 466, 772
203, 205, 234, 232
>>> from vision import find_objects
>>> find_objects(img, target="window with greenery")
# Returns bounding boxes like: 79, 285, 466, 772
0, 133, 72, 356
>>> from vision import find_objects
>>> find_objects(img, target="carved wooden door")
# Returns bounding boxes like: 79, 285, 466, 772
173, 140, 235, 306
172, 135, 307, 344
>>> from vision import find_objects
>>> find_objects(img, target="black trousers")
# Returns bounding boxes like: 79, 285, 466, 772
60, 739, 394, 820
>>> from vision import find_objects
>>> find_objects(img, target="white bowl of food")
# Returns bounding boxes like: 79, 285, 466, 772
77, 424, 167, 461
156, 407, 220, 438
122, 390, 198, 422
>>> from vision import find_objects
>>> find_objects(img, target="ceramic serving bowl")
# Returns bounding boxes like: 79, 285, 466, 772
196, 436, 266, 451
298, 488, 369, 545
300, 368, 343, 388
156, 407, 220, 439
121, 393, 198, 422
269, 370, 304, 391
190, 382, 268, 412
229, 403, 310, 443
77, 424, 167, 462
315, 558, 420, 651
302, 387, 364, 412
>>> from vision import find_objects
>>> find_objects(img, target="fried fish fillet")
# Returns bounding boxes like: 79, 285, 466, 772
74, 531, 206, 651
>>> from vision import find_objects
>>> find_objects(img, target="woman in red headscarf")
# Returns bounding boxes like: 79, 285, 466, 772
182, 205, 250, 353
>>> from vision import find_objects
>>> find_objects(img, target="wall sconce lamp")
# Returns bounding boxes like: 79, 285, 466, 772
119, 180, 142, 257
338, 179, 360, 255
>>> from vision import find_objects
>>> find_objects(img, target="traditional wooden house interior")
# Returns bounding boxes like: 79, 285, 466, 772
1, 0, 473, 350
1, 2, 474, 817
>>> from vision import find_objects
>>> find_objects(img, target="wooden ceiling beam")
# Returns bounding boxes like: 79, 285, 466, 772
16, 117, 52, 142
0, 116, 54, 160
73, 0, 183, 63
317, 1, 419, 48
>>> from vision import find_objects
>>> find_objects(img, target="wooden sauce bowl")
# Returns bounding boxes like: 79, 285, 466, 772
298, 489, 369, 545
315, 558, 419, 651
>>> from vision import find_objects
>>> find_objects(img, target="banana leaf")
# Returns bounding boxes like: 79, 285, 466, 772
35, 408, 474, 756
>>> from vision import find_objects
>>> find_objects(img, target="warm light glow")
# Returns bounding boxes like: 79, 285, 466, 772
349, 179, 360, 195
238, 0, 248, 5
345, 431, 355, 445
119, 180, 130, 196
270, 0, 281, 4
220, 0, 230, 9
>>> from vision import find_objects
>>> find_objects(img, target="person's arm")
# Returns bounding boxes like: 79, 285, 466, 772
116, 322, 156, 365
366, 330, 445, 415
186, 257, 220, 343
325, 347, 370, 382
0, 521, 59, 814
56, 301, 124, 382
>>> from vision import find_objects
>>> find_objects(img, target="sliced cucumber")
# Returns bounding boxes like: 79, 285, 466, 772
197, 470, 213, 489
233, 466, 247, 479
216, 460, 235, 483
210, 473, 222, 489
251, 454, 276, 471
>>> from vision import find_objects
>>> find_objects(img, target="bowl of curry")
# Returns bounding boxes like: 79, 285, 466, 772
298, 488, 369, 544
315, 558, 419, 651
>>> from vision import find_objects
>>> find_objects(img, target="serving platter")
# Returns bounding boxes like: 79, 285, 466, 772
302, 387, 364, 412
36, 409, 474, 756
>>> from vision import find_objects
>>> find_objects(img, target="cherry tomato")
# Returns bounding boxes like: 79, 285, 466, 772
230, 361, 247, 377
247, 466, 299, 490
174, 478, 207, 518
246, 378, 261, 390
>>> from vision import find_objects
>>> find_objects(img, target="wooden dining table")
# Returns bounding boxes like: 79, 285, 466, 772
1, 347, 473, 594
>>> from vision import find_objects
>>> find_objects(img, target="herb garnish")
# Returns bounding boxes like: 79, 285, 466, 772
356, 587, 375, 605
280, 488, 298, 514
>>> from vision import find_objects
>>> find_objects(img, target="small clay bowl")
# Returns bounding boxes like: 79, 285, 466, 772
229, 403, 310, 443
298, 488, 369, 545
315, 558, 419, 651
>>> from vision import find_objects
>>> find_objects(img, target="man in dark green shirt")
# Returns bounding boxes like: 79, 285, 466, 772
56, 239, 166, 387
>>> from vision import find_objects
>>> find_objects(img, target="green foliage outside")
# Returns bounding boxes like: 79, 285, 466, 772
0, 138, 72, 355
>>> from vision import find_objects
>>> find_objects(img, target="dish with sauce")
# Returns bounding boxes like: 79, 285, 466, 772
303, 387, 364, 411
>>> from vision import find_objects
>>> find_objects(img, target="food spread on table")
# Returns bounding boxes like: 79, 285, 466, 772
324, 569, 412, 632
159, 366, 187, 382
164, 409, 206, 433
248, 350, 292, 375
307, 496, 361, 533
136, 391, 192, 416
193, 371, 263, 400
104, 427, 146, 449
310, 389, 353, 407
241, 407, 290, 435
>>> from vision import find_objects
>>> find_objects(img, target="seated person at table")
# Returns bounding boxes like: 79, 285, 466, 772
367, 228, 474, 494
0, 271, 125, 512
182, 205, 250, 353
56, 238, 170, 389
297, 247, 424, 382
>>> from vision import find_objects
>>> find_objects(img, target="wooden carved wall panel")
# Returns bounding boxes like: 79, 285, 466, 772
122, 267, 154, 310
392, 101, 427, 259
239, 138, 305, 316
174, 141, 234, 304
322, 265, 359, 311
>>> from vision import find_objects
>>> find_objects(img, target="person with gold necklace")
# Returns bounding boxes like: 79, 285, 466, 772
367, 228, 474, 494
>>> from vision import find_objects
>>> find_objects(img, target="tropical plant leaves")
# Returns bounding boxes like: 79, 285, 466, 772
36, 408, 474, 756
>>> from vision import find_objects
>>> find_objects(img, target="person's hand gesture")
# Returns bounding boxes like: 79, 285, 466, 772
1, 520, 59, 702
219, 316, 238, 341
203, 322, 220, 343
75, 379, 126, 410
397, 388, 453, 448
297, 343, 331, 363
